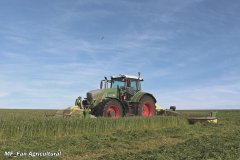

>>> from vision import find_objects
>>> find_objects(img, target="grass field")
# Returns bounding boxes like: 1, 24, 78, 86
0, 109, 239, 160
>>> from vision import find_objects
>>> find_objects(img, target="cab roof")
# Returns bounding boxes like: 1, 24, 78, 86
111, 74, 144, 81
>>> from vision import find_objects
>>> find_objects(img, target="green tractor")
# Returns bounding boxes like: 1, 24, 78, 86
77, 73, 157, 117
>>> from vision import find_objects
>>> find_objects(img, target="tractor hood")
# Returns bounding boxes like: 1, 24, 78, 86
87, 89, 103, 103
86, 88, 118, 104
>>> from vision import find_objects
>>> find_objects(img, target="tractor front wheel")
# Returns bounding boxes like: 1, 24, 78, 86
138, 95, 155, 117
101, 99, 123, 118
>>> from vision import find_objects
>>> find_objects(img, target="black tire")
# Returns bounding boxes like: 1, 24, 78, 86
138, 95, 156, 117
99, 99, 123, 117
170, 106, 176, 111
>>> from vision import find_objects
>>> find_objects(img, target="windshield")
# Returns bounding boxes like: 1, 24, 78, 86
111, 79, 125, 88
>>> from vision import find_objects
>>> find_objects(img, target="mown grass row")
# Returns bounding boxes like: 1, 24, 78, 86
0, 110, 188, 139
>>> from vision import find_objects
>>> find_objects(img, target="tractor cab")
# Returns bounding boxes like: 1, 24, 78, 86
111, 75, 143, 91
99, 74, 143, 101
100, 74, 143, 91
110, 74, 143, 101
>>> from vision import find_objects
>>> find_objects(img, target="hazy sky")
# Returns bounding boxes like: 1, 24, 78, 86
0, 0, 239, 109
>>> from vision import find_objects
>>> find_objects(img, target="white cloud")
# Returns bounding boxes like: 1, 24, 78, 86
153, 82, 240, 110
0, 91, 10, 98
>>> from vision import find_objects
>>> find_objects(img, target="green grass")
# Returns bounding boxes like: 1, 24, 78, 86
0, 109, 239, 160
0, 109, 188, 139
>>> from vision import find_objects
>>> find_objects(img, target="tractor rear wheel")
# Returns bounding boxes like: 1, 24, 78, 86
101, 99, 123, 118
138, 95, 155, 117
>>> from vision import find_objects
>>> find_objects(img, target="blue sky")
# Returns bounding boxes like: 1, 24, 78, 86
0, 0, 239, 109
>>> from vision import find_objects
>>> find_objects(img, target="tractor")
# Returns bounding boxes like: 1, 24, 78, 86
77, 73, 157, 117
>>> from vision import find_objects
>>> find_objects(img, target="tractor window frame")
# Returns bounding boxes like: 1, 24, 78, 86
137, 80, 141, 91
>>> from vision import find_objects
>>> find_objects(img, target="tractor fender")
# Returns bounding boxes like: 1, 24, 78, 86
131, 92, 157, 103
104, 97, 127, 115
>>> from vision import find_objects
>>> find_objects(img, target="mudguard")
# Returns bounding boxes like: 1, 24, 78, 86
130, 91, 157, 103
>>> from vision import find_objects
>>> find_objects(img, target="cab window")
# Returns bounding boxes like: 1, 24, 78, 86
111, 79, 125, 88
130, 80, 137, 90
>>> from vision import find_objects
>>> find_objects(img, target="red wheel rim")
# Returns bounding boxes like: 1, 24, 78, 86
142, 102, 153, 116
106, 105, 120, 117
